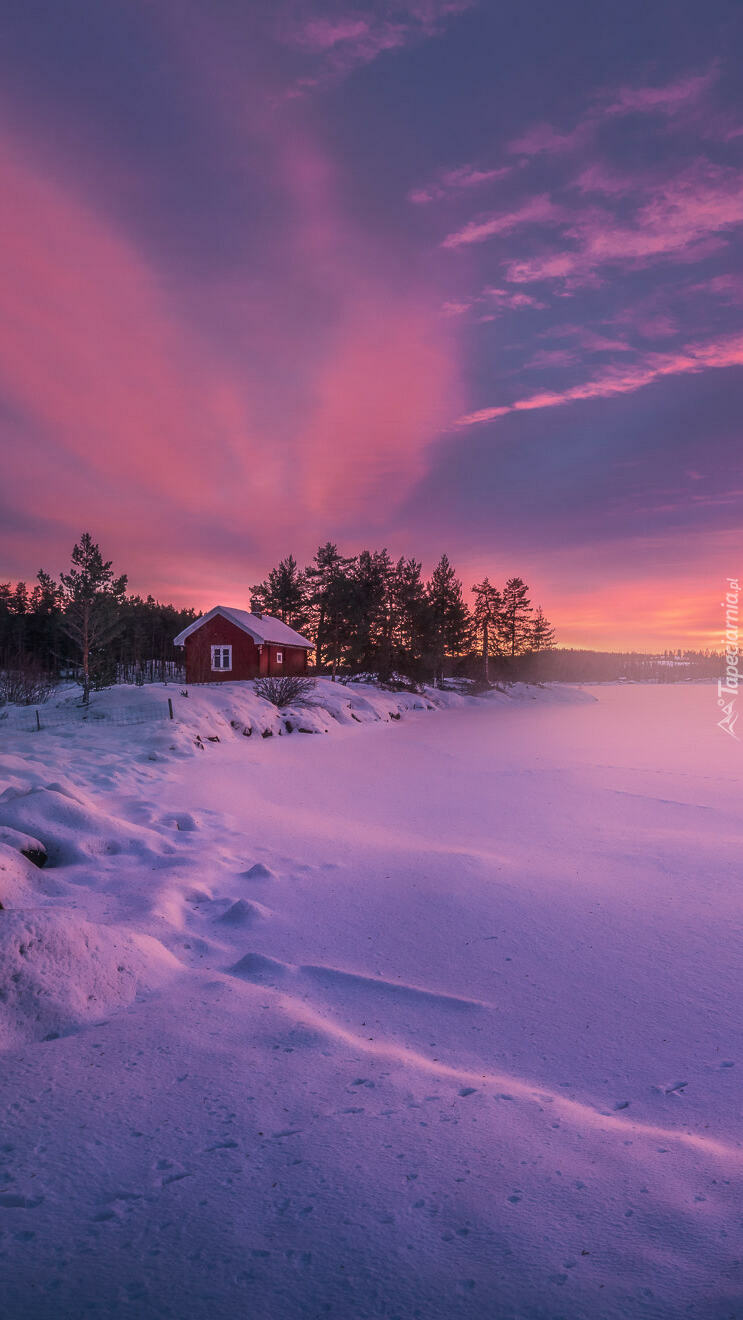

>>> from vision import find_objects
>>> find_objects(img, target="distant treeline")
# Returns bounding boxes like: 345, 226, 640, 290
497, 647, 722, 684
1, 533, 718, 701
0, 580, 194, 678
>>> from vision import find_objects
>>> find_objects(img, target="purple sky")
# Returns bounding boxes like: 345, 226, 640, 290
1, 0, 742, 647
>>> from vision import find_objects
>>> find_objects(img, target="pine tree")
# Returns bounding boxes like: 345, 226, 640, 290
59, 533, 127, 702
471, 578, 501, 683
426, 555, 471, 685
390, 558, 429, 682
250, 555, 307, 627
499, 577, 533, 658
345, 549, 394, 678
529, 607, 556, 652
304, 543, 356, 675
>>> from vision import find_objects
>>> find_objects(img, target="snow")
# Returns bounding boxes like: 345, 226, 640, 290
173, 605, 313, 649
0, 681, 740, 1319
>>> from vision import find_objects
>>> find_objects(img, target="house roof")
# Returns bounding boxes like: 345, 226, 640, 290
173, 606, 314, 650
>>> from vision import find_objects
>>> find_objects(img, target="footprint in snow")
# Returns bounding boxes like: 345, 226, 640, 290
162, 813, 199, 832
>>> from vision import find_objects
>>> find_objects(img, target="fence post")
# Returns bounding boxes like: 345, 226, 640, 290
35, 709, 41, 732
168, 698, 174, 721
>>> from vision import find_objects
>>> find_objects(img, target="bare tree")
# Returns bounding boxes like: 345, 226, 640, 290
0, 659, 56, 706
254, 676, 316, 708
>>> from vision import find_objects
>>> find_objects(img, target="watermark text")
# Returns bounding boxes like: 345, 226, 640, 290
717, 577, 740, 739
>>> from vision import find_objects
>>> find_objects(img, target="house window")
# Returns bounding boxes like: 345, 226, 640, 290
275, 651, 283, 664
211, 644, 232, 672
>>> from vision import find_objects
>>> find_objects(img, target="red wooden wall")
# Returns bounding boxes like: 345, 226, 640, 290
184, 615, 309, 682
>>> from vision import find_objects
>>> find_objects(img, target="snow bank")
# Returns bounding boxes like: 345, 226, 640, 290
0, 910, 178, 1048
0, 845, 53, 908
0, 782, 176, 867
0, 678, 595, 757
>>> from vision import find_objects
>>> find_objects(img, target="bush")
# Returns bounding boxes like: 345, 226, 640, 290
0, 663, 56, 707
254, 676, 316, 708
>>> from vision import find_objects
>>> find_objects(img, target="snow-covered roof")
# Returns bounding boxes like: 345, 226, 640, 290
173, 606, 314, 650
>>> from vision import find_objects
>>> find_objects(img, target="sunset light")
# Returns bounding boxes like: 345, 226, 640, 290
1, 6, 741, 1320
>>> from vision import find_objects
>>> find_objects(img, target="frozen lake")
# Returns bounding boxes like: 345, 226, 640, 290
0, 683, 740, 1319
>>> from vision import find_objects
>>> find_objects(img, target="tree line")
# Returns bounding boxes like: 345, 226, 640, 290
3, 532, 720, 700
1, 534, 556, 701
1, 534, 196, 702
510, 646, 722, 684
250, 543, 555, 683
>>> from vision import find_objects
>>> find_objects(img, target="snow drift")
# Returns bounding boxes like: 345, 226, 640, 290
0, 910, 178, 1048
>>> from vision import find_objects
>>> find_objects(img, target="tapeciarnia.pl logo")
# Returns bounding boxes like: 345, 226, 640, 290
717, 577, 740, 740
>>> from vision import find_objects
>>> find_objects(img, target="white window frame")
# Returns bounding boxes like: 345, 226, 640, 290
211, 644, 232, 672
275, 650, 283, 664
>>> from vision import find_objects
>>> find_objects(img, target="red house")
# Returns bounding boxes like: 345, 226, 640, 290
174, 606, 314, 683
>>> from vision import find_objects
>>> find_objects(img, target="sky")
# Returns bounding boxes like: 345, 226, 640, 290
1, 0, 742, 650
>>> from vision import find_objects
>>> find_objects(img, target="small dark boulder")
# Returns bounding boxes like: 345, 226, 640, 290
21, 847, 47, 869
0, 827, 48, 869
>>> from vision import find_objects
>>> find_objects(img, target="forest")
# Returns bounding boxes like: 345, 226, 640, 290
0, 534, 554, 699
0, 534, 719, 702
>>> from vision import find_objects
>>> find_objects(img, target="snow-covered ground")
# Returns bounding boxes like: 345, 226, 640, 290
0, 681, 740, 1319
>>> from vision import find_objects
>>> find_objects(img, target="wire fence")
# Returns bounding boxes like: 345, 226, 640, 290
116, 660, 185, 685
0, 699, 174, 733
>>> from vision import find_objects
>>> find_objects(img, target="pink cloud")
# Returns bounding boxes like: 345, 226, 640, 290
409, 163, 513, 205
484, 287, 547, 311
635, 314, 679, 340
442, 194, 562, 249
508, 120, 593, 159
440, 286, 547, 319
300, 300, 459, 516
292, 15, 406, 64
526, 348, 579, 369
573, 163, 639, 196
577, 330, 633, 353
541, 324, 633, 352
606, 297, 680, 341
282, 1, 476, 87
296, 18, 376, 52
0, 120, 459, 592
601, 65, 718, 117
505, 65, 717, 167
0, 132, 248, 509
455, 330, 743, 427
508, 65, 718, 162
441, 300, 474, 317
505, 164, 743, 285
690, 273, 743, 304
